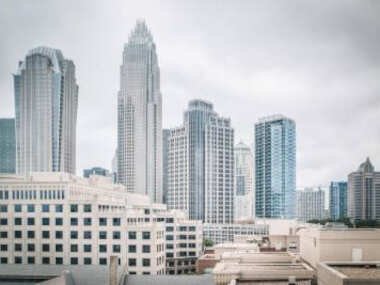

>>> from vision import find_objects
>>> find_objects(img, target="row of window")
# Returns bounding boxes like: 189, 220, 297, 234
0, 243, 122, 253
0, 190, 65, 201
0, 204, 92, 213
0, 230, 152, 240
0, 256, 119, 265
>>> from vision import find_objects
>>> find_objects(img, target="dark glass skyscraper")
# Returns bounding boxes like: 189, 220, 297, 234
0, 118, 16, 173
255, 115, 296, 218
329, 181, 347, 220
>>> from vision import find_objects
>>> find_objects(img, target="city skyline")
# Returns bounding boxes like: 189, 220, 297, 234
0, 0, 379, 188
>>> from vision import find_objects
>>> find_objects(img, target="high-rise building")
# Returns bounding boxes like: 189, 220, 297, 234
14, 47, 78, 175
0, 119, 16, 173
348, 158, 380, 221
117, 20, 162, 202
83, 167, 110, 178
255, 115, 296, 219
167, 100, 234, 223
162, 129, 170, 204
296, 188, 325, 222
329, 181, 348, 220
234, 141, 254, 221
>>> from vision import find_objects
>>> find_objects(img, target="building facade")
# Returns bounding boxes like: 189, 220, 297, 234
329, 181, 347, 220
166, 100, 234, 224
0, 173, 202, 275
0, 119, 15, 173
255, 115, 296, 219
348, 158, 380, 221
117, 20, 162, 203
14, 47, 78, 175
83, 167, 110, 178
162, 129, 170, 204
234, 142, 254, 221
296, 188, 325, 222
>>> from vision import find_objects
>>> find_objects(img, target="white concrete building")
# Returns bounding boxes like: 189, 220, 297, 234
296, 187, 325, 222
203, 223, 268, 245
14, 47, 78, 175
0, 173, 202, 275
234, 142, 254, 221
117, 20, 162, 203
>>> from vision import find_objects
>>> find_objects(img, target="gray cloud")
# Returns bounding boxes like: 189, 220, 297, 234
0, 0, 379, 187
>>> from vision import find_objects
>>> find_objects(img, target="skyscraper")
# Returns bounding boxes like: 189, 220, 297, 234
348, 158, 380, 221
255, 115, 296, 218
0, 118, 16, 173
83, 167, 110, 178
117, 20, 162, 202
296, 187, 325, 222
167, 100, 234, 223
162, 129, 170, 204
14, 47, 78, 175
329, 181, 348, 220
234, 141, 254, 221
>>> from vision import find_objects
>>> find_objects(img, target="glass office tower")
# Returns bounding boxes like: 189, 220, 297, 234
0, 118, 16, 173
329, 181, 348, 220
255, 115, 296, 218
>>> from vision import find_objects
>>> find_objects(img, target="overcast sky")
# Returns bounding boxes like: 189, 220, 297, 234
0, 0, 379, 188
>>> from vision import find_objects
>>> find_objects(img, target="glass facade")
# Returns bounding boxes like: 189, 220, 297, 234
0, 119, 15, 173
255, 115, 296, 218
329, 181, 347, 220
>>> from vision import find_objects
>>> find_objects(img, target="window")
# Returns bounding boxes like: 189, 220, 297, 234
166, 235, 173, 241
55, 204, 63, 213
113, 231, 120, 239
71, 244, 78, 252
71, 257, 78, 265
166, 218, 174, 223
84, 231, 92, 239
113, 244, 120, 253
189, 226, 196, 231
14, 230, 22, 238
99, 244, 107, 252
42, 257, 50, 264
99, 231, 107, 239
166, 253, 174, 258
0, 218, 7, 225
128, 245, 136, 253
113, 218, 121, 226
142, 232, 150, 240
129, 272, 136, 275
142, 258, 151, 267
55, 218, 63, 226
42, 204, 49, 212
142, 272, 150, 275
128, 231, 136, 239
99, 217, 107, 226
0, 232, 8, 238
70, 204, 78, 212
27, 204, 35, 212
166, 226, 174, 232
84, 244, 92, 252
27, 257, 35, 264
27, 244, 35, 252
0, 205, 7, 212
70, 231, 78, 239
42, 244, 50, 252
128, 258, 136, 266
70, 218, 78, 226
84, 257, 92, 265
42, 231, 50, 239
27, 218, 35, 226
0, 257, 8, 264
166, 244, 173, 249
99, 258, 107, 265
55, 231, 63, 239
14, 204, 22, 212
14, 218, 21, 225
56, 257, 63, 265
0, 244, 7, 251
84, 204, 92, 212
142, 245, 151, 253
83, 218, 92, 226
42, 217, 49, 226
55, 244, 63, 252
14, 244, 22, 251
15, 256, 22, 264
